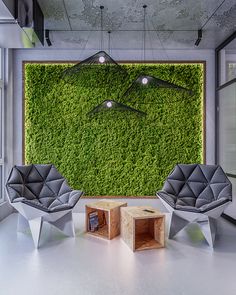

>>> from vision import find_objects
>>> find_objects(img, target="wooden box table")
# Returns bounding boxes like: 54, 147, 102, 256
85, 200, 127, 240
121, 206, 165, 251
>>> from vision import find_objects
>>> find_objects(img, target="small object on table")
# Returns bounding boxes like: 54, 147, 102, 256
121, 206, 165, 251
85, 200, 127, 240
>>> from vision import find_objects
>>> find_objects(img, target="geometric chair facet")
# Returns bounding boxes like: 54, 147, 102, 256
156, 164, 232, 248
6, 164, 84, 248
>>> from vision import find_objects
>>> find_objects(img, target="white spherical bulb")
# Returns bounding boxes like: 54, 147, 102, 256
99, 56, 105, 63
141, 77, 148, 85
106, 101, 112, 108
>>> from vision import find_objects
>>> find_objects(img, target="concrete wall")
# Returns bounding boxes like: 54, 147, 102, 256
13, 48, 216, 165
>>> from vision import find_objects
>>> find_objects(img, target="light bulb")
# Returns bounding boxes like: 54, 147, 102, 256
106, 101, 112, 108
99, 56, 105, 63
141, 77, 148, 85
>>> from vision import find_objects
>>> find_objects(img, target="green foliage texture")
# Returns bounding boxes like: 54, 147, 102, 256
25, 63, 204, 196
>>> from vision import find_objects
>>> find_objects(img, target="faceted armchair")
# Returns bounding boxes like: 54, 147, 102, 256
157, 164, 232, 247
6, 164, 84, 248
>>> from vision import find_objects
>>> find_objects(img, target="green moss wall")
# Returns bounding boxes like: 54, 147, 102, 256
24, 63, 204, 196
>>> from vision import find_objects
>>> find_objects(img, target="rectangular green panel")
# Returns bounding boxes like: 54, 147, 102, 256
24, 63, 204, 196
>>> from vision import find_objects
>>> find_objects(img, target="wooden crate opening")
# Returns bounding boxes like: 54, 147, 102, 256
87, 209, 109, 239
135, 217, 164, 251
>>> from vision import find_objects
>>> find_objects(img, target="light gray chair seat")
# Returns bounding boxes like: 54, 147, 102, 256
6, 164, 84, 248
157, 164, 232, 247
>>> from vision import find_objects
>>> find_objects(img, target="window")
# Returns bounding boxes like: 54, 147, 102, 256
0, 48, 4, 201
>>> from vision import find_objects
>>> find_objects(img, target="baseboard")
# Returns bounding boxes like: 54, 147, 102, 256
81, 196, 157, 199
0, 201, 13, 221
222, 213, 236, 225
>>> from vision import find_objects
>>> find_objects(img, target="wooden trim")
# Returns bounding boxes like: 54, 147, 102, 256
203, 61, 206, 164
22, 62, 26, 164
22, 60, 206, 64
81, 196, 157, 199
22, 60, 206, 167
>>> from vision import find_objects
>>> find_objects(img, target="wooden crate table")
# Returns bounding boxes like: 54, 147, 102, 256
85, 200, 127, 240
121, 206, 165, 251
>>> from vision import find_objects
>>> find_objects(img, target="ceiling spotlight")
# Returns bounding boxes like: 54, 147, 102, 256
45, 30, 52, 47
99, 56, 105, 63
195, 29, 202, 46
141, 77, 148, 85
106, 101, 112, 108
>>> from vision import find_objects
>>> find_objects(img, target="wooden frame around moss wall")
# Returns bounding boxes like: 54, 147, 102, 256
22, 60, 206, 198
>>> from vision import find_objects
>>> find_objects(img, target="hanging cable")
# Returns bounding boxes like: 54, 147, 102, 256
151, 18, 170, 60
143, 5, 147, 61
108, 31, 111, 55
100, 6, 104, 51
145, 9, 155, 61
78, 13, 100, 61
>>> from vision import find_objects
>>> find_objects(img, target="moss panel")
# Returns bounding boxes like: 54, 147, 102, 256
24, 63, 204, 196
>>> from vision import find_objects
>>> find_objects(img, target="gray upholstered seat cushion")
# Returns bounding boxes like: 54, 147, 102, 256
6, 164, 83, 213
157, 164, 232, 213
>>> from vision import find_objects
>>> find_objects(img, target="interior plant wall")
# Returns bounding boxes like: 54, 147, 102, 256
24, 62, 204, 196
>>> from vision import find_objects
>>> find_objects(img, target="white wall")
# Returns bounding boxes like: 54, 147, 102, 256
0, 49, 14, 220
13, 48, 215, 165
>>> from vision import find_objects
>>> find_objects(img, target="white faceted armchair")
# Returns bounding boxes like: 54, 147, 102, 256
6, 164, 83, 248
157, 164, 232, 247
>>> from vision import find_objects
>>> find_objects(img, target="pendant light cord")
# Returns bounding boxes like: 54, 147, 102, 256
108, 31, 111, 55
100, 6, 104, 51
143, 5, 147, 61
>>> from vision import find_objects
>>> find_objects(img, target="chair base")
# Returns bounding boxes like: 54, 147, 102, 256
169, 212, 216, 247
13, 203, 75, 248
159, 196, 230, 248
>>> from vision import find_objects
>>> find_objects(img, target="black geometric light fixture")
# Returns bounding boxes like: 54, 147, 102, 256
62, 6, 125, 77
122, 75, 193, 101
87, 100, 146, 116
120, 5, 193, 103
62, 50, 124, 77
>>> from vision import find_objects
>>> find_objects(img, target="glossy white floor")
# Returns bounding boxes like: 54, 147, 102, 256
0, 199, 236, 295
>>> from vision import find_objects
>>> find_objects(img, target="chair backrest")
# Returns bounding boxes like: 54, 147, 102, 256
162, 164, 232, 207
6, 164, 72, 205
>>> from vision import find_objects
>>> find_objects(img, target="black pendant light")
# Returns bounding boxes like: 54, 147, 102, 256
87, 100, 146, 117
121, 5, 193, 102
122, 74, 193, 101
62, 6, 125, 77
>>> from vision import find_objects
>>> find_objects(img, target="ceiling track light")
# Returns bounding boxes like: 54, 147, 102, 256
195, 29, 202, 46
45, 30, 52, 46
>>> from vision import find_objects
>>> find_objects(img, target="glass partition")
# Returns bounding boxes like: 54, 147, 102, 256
218, 37, 236, 86
0, 48, 3, 201
218, 82, 236, 174
216, 31, 236, 222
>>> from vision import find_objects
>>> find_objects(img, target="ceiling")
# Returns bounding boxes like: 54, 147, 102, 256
2, 0, 236, 49
37, 0, 236, 50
